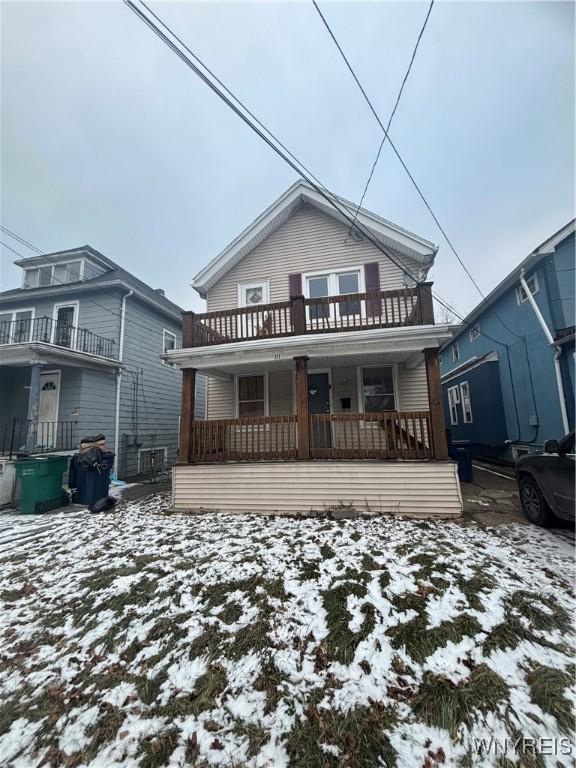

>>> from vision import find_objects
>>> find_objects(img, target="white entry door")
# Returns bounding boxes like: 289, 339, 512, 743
38, 371, 61, 448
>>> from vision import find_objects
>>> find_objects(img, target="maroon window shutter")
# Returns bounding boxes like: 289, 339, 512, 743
289, 272, 302, 297
364, 262, 381, 317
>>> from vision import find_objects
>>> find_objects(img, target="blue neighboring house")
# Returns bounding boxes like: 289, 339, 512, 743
440, 220, 575, 463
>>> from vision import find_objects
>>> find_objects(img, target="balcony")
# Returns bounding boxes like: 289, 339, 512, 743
0, 316, 116, 359
186, 284, 434, 348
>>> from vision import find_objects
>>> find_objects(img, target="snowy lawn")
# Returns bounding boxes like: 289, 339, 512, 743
0, 492, 574, 768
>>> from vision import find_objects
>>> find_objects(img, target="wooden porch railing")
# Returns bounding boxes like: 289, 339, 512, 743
190, 415, 298, 462
186, 284, 434, 347
187, 411, 432, 463
309, 411, 432, 460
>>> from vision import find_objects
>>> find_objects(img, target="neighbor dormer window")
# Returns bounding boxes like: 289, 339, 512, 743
23, 261, 83, 288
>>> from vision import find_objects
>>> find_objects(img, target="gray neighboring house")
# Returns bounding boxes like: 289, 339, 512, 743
0, 246, 206, 480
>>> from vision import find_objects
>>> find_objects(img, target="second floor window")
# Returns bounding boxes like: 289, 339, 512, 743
516, 274, 539, 304
24, 261, 82, 288
452, 342, 460, 362
305, 269, 361, 321
162, 329, 177, 366
469, 324, 480, 341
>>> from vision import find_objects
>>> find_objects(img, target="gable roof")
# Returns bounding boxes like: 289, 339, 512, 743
3, 245, 183, 320
192, 181, 439, 297
441, 218, 576, 349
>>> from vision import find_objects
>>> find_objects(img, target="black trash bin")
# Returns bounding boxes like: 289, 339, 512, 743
448, 441, 473, 483
69, 452, 114, 505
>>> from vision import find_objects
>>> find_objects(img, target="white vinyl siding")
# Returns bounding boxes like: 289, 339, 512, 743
206, 205, 420, 312
397, 362, 429, 411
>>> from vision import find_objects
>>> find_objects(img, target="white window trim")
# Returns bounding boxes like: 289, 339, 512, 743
52, 301, 79, 348
459, 380, 473, 424
303, 268, 364, 324
447, 385, 460, 426
469, 324, 480, 342
237, 280, 270, 308
234, 372, 269, 418
162, 328, 178, 366
356, 364, 398, 414
138, 446, 168, 475
516, 274, 539, 304
0, 307, 36, 343
22, 260, 85, 289
452, 342, 460, 362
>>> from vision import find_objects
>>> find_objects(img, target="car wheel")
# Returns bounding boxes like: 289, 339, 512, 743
519, 475, 553, 527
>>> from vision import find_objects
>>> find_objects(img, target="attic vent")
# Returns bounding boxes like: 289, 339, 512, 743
155, 288, 165, 296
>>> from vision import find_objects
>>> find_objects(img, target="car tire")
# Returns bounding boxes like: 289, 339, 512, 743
519, 475, 553, 527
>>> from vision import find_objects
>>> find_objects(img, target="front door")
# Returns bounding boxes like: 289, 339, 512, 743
308, 372, 332, 449
38, 371, 61, 448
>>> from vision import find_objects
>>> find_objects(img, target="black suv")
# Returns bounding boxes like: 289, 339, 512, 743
517, 431, 575, 527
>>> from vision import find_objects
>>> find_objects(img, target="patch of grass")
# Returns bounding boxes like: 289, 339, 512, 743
379, 570, 390, 591
254, 657, 289, 714
138, 727, 180, 768
85, 704, 125, 760
188, 663, 227, 714
320, 543, 335, 560
526, 663, 574, 734
233, 721, 269, 757
189, 624, 222, 660
219, 601, 243, 625
323, 582, 375, 664
408, 552, 450, 581
300, 560, 320, 581
388, 611, 482, 664
229, 616, 271, 660
509, 591, 572, 633
136, 670, 168, 705
411, 664, 509, 736
286, 700, 397, 768
361, 553, 379, 571
455, 573, 496, 612
482, 616, 534, 655
350, 531, 362, 542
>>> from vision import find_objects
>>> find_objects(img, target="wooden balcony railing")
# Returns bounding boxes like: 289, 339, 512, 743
187, 411, 432, 463
309, 411, 432, 460
185, 283, 434, 348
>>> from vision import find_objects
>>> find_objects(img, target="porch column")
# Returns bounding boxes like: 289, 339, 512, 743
25, 364, 41, 453
294, 356, 310, 459
424, 348, 448, 460
178, 311, 197, 464
179, 368, 197, 464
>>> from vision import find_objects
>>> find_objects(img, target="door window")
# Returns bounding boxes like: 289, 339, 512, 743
54, 306, 76, 348
361, 366, 396, 412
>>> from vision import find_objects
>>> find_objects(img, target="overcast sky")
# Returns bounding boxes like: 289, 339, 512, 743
1, 0, 573, 315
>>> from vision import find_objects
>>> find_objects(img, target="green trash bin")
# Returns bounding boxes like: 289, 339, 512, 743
15, 455, 71, 514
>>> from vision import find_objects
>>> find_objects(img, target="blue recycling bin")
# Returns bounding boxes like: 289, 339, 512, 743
448, 441, 473, 483
69, 451, 115, 506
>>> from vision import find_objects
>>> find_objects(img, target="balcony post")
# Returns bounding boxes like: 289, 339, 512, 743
417, 282, 435, 325
294, 355, 310, 459
25, 364, 41, 453
179, 367, 197, 464
424, 348, 448, 460
291, 295, 306, 335
182, 311, 196, 347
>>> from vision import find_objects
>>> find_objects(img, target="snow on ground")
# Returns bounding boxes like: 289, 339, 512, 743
0, 493, 574, 767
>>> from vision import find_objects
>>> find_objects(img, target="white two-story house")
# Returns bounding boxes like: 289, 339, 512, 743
166, 182, 460, 516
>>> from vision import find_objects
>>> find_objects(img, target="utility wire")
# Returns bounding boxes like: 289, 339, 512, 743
312, 1, 522, 340
312, 0, 434, 233
124, 0, 522, 353
0, 240, 26, 259
0, 226, 43, 254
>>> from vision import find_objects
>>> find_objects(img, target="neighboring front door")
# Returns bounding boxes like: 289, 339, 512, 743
38, 371, 61, 448
308, 372, 332, 449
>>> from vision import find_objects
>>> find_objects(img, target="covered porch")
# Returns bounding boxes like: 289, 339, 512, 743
172, 319, 452, 465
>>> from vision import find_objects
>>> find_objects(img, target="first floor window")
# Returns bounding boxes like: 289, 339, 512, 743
460, 381, 473, 423
238, 374, 266, 417
447, 386, 460, 426
361, 366, 396, 412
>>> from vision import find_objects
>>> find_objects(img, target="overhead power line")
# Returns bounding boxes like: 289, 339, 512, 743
0, 225, 43, 254
313, 0, 434, 233
124, 0, 523, 353
0, 240, 26, 259
312, 1, 522, 340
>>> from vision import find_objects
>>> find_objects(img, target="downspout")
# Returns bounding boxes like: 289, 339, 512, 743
519, 270, 569, 434
113, 290, 134, 474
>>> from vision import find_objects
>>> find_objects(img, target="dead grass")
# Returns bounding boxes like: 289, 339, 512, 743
526, 663, 575, 734
323, 581, 375, 665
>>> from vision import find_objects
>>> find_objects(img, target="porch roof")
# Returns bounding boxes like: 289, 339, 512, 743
165, 324, 453, 377
0, 342, 122, 371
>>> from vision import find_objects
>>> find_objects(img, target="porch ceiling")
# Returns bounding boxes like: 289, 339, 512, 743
166, 324, 452, 377
0, 342, 121, 371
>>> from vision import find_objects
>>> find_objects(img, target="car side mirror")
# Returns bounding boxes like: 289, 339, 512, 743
544, 439, 559, 454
